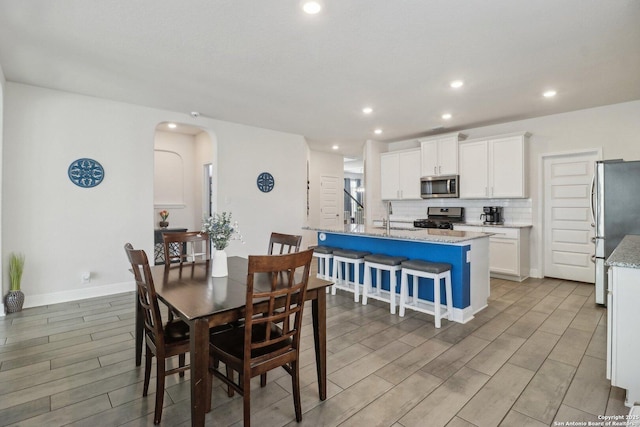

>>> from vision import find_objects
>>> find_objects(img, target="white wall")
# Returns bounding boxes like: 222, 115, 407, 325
194, 131, 214, 226
153, 130, 205, 232
372, 100, 640, 279
364, 139, 388, 225
213, 120, 308, 257
0, 65, 5, 315
305, 150, 344, 246
2, 83, 309, 308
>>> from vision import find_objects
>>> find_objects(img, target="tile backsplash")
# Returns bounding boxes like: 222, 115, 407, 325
385, 198, 532, 224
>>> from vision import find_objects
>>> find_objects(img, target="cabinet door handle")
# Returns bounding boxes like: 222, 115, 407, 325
434, 166, 437, 174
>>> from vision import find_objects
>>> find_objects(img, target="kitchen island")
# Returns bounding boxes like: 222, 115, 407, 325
305, 225, 491, 323
605, 234, 640, 407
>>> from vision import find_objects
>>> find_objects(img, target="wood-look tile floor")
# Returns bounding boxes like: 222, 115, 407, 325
0, 276, 632, 426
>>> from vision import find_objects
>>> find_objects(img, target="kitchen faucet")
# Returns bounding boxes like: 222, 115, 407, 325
386, 201, 393, 234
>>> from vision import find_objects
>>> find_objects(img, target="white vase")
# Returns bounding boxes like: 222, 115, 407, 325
211, 249, 228, 277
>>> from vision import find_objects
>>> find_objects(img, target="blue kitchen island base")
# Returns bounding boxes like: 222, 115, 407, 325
308, 226, 490, 324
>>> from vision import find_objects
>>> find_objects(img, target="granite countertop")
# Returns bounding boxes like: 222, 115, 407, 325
304, 224, 491, 244
605, 235, 640, 268
457, 222, 533, 229
371, 217, 416, 224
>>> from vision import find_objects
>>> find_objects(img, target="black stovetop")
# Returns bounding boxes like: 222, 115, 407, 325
414, 207, 465, 230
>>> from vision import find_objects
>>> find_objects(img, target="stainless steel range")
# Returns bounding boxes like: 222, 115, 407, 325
414, 207, 465, 230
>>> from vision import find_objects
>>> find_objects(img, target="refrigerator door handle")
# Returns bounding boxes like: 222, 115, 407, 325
589, 173, 596, 228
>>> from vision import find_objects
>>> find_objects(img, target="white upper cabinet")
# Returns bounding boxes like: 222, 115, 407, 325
380, 148, 421, 200
420, 132, 466, 177
459, 132, 530, 199
459, 140, 489, 198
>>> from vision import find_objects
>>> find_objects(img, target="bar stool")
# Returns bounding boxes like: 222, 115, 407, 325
312, 245, 335, 286
399, 259, 453, 328
331, 249, 370, 302
362, 254, 408, 314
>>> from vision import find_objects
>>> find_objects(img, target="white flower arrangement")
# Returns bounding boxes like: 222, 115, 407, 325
201, 212, 244, 250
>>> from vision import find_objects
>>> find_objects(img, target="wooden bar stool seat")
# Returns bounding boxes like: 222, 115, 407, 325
399, 259, 453, 328
331, 249, 370, 302
362, 254, 408, 314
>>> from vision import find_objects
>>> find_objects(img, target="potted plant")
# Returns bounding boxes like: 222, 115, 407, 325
5, 252, 25, 313
159, 210, 169, 228
201, 212, 244, 277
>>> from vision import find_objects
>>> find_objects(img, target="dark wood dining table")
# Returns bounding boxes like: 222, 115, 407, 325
134, 256, 332, 427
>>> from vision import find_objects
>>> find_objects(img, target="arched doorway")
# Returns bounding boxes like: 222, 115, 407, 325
152, 122, 217, 263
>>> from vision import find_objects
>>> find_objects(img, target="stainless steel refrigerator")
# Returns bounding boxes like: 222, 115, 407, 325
592, 160, 640, 305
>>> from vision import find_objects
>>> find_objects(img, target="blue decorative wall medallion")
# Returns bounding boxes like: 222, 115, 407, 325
257, 172, 275, 193
68, 158, 105, 188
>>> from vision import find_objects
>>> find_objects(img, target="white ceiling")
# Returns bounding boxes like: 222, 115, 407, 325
1, 1, 639, 157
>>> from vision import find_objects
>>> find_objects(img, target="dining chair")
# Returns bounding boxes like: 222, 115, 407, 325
267, 232, 302, 255
124, 243, 190, 425
208, 248, 314, 427
162, 231, 210, 265
161, 231, 211, 321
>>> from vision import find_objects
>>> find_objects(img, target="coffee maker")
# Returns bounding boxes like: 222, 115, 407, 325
481, 206, 504, 225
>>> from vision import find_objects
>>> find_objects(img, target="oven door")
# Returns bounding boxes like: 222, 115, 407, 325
420, 175, 459, 198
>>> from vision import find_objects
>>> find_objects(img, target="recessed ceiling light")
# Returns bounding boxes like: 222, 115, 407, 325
332, 145, 339, 150
450, 80, 464, 89
442, 113, 452, 120
302, 1, 322, 14
168, 123, 177, 129
374, 129, 383, 135
362, 107, 373, 114
543, 90, 557, 98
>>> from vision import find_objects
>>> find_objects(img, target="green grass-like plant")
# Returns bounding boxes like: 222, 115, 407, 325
9, 252, 25, 291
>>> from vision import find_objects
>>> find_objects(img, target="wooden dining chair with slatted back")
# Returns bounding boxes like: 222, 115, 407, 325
262, 232, 303, 386
162, 231, 210, 321
208, 248, 314, 427
124, 243, 190, 425
162, 231, 210, 265
267, 232, 302, 255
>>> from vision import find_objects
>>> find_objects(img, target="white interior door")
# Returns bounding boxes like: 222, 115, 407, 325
320, 175, 341, 227
544, 151, 598, 283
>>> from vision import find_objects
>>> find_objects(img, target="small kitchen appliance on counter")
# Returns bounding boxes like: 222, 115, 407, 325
414, 207, 465, 230
481, 206, 504, 225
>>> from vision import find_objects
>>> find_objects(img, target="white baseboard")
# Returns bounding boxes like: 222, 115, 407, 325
529, 268, 542, 278
22, 281, 135, 309
453, 306, 476, 324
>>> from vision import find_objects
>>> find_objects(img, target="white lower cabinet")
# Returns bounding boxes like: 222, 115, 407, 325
454, 225, 530, 281
607, 265, 640, 407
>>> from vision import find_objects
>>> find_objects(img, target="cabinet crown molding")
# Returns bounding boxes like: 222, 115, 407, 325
461, 131, 531, 145
381, 147, 420, 155
418, 131, 467, 142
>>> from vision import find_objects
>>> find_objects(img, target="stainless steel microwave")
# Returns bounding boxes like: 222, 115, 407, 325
420, 175, 459, 198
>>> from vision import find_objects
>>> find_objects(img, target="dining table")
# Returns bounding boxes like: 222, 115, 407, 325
134, 256, 332, 427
